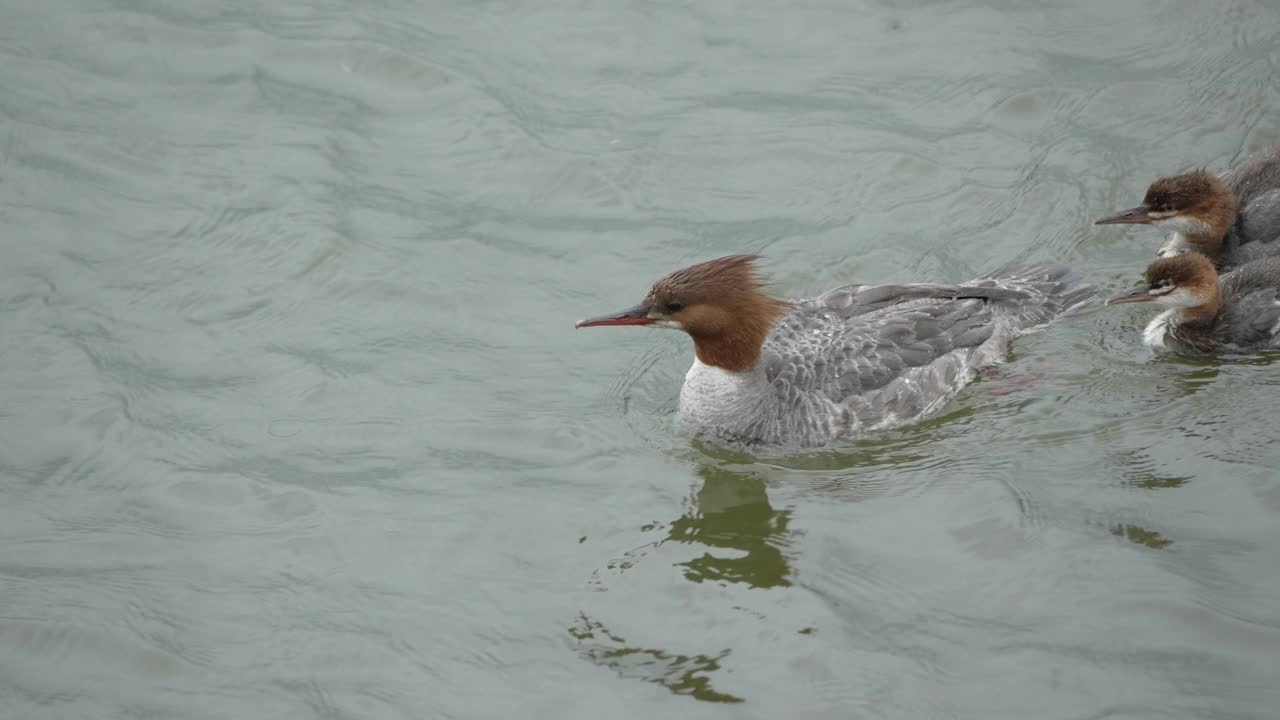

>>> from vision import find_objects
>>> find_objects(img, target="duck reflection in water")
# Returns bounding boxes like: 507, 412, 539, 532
570, 461, 794, 704
665, 463, 794, 589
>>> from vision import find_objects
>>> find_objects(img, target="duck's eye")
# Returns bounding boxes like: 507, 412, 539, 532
665, 301, 684, 313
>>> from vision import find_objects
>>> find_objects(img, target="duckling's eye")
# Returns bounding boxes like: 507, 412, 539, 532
665, 301, 684, 313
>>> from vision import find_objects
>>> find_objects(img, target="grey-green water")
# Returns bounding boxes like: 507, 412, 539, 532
3, 1, 1280, 718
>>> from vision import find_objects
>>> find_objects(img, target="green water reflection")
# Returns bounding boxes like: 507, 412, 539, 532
572, 461, 793, 703
568, 612, 744, 704
666, 464, 793, 589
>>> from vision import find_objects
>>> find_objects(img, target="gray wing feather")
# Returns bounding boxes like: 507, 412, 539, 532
807, 282, 1031, 318
1220, 256, 1280, 348
764, 297, 995, 401
767, 264, 1090, 400
747, 263, 1091, 443
1236, 188, 1280, 247
1220, 146, 1280, 207
1223, 290, 1280, 348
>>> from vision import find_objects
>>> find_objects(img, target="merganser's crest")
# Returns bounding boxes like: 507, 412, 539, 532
641, 255, 791, 372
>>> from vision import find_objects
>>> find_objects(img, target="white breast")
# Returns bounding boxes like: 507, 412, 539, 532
1142, 310, 1176, 349
681, 359, 753, 409
1155, 233, 1193, 259
677, 358, 771, 431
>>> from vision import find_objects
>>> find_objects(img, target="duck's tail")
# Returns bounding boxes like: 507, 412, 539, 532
972, 263, 1097, 330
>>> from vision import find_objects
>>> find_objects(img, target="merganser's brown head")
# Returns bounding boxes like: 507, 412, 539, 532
1104, 252, 1220, 317
575, 255, 791, 372
1095, 169, 1239, 250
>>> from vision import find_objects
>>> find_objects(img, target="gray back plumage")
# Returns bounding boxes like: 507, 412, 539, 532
709, 264, 1094, 447
1221, 145, 1280, 207
1222, 145, 1280, 254
1219, 256, 1280, 349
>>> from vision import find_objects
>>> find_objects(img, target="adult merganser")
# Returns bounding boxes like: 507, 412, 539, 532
576, 255, 1093, 448
1094, 144, 1280, 270
1105, 253, 1280, 355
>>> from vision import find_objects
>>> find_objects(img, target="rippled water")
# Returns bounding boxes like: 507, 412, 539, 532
3, 0, 1280, 717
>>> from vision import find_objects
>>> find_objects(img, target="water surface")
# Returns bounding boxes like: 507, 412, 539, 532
3, 0, 1280, 717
